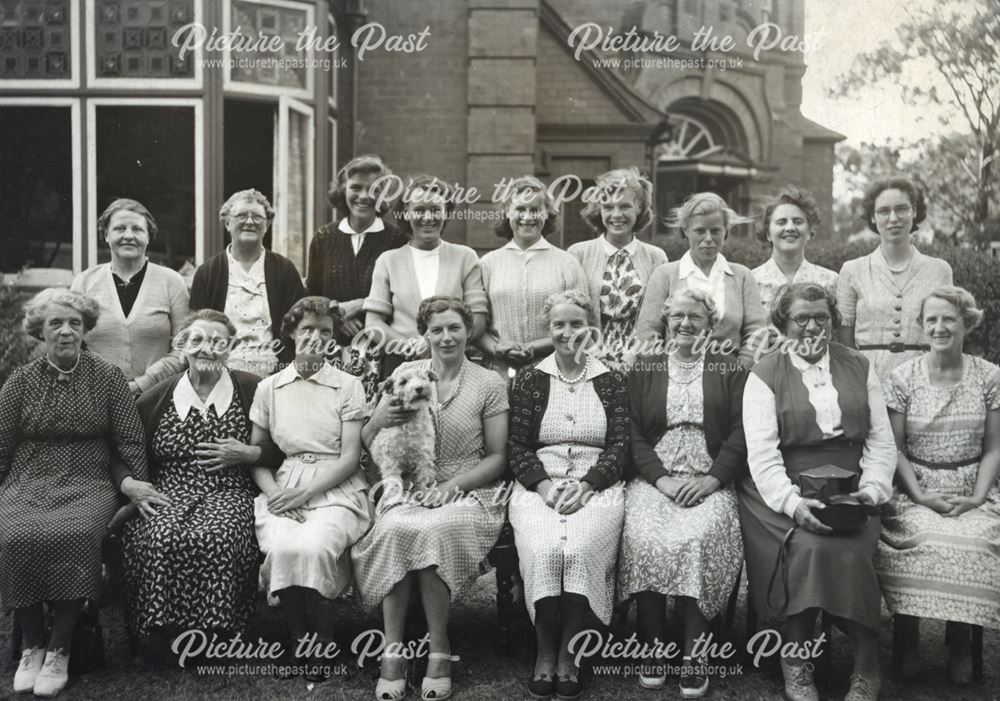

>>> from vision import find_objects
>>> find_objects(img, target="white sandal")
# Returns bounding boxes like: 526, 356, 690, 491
421, 652, 459, 700
375, 652, 408, 701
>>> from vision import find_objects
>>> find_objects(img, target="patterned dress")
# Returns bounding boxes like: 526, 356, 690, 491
508, 357, 626, 625
0, 352, 147, 611
122, 397, 258, 637
751, 258, 838, 316
877, 354, 1000, 628
618, 357, 743, 619
597, 249, 645, 372
352, 360, 509, 610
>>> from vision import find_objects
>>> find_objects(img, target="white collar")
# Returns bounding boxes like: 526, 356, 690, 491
599, 234, 639, 258
173, 371, 235, 421
678, 250, 732, 279
758, 257, 816, 283
502, 236, 554, 253
338, 217, 385, 236
536, 352, 610, 381
226, 244, 266, 281
410, 242, 442, 258
273, 361, 347, 389
789, 349, 831, 374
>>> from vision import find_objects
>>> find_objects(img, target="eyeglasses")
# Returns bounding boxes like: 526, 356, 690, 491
667, 312, 705, 323
790, 313, 831, 328
230, 213, 266, 224
874, 205, 912, 219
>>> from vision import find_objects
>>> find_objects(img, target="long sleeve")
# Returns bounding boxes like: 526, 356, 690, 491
460, 252, 488, 314
582, 373, 629, 490
737, 271, 768, 368
508, 370, 550, 489
857, 363, 897, 505
306, 234, 324, 296
0, 369, 25, 484
189, 262, 211, 311
743, 372, 802, 518
362, 252, 394, 318
107, 366, 149, 487
628, 367, 668, 485
707, 367, 748, 486
635, 264, 671, 341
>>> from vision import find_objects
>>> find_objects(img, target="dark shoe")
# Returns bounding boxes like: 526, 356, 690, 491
679, 656, 710, 698
304, 663, 330, 684
527, 672, 555, 699
555, 674, 583, 700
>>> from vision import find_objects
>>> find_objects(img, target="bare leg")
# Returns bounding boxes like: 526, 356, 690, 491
48, 600, 84, 654
380, 573, 415, 682
678, 596, 710, 658
416, 568, 452, 680
533, 597, 560, 679
14, 604, 47, 650
635, 592, 667, 676
556, 593, 588, 679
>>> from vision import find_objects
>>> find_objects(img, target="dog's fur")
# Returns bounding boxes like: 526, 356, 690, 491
369, 365, 439, 489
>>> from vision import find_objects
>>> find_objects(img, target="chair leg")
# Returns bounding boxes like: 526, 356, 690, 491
488, 522, 519, 655
972, 625, 983, 680
724, 567, 741, 631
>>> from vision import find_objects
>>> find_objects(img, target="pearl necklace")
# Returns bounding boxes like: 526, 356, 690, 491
556, 355, 589, 385
47, 354, 80, 382
880, 247, 914, 274
669, 354, 703, 385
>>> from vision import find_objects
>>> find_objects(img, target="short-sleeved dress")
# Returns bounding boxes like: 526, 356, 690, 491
837, 248, 953, 385
0, 352, 147, 611
352, 359, 509, 610
618, 356, 743, 619
251, 362, 372, 601
122, 376, 259, 638
877, 354, 1000, 628
751, 258, 838, 316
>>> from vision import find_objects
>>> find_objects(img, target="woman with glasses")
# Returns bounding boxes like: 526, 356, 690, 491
190, 189, 305, 376
837, 177, 952, 385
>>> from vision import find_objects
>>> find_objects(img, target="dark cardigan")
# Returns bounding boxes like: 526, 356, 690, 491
109, 369, 284, 487
305, 218, 407, 302
189, 249, 305, 364
627, 351, 748, 486
508, 366, 630, 491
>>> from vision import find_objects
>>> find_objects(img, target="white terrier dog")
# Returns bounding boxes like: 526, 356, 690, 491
370, 365, 439, 490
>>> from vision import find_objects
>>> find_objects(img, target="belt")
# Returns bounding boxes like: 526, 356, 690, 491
287, 452, 339, 464
857, 343, 928, 353
906, 454, 980, 470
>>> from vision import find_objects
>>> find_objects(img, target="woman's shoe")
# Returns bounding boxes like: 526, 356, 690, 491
779, 657, 819, 701
527, 672, 556, 699
678, 656, 709, 698
375, 652, 408, 701
554, 673, 583, 700
13, 647, 45, 694
637, 660, 666, 689
32, 649, 69, 698
420, 652, 458, 700
843, 673, 881, 701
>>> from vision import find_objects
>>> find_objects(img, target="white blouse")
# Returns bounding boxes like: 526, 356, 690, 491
410, 244, 441, 300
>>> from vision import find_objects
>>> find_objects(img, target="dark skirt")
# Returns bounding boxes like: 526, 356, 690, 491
736, 437, 883, 632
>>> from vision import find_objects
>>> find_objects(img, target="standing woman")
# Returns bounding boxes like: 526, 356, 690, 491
752, 187, 838, 314
353, 296, 508, 701
837, 176, 953, 384
619, 288, 747, 698
635, 193, 766, 368
249, 297, 371, 681
479, 176, 591, 373
508, 290, 629, 700
568, 167, 668, 372
307, 154, 407, 398
364, 175, 488, 378
0, 289, 158, 697
877, 286, 1000, 685
189, 189, 305, 376
71, 198, 189, 394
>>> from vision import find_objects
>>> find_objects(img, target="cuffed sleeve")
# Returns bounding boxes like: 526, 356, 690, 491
362, 253, 394, 318
461, 254, 489, 315
857, 363, 897, 506
835, 262, 859, 328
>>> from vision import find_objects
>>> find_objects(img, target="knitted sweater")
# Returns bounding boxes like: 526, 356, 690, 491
71, 262, 189, 392
305, 218, 408, 302
567, 237, 668, 320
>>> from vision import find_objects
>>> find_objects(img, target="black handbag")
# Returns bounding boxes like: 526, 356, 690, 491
798, 464, 874, 533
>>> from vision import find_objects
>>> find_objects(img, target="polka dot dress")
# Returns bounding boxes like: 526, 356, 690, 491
0, 352, 147, 611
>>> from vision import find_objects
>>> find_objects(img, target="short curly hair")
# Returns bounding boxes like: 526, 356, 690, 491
280, 296, 345, 346
666, 192, 754, 238
861, 176, 927, 234
918, 285, 984, 332
659, 288, 720, 330
755, 187, 821, 243
23, 288, 101, 341
541, 289, 593, 326
493, 175, 560, 240
417, 296, 473, 335
175, 309, 237, 347
97, 198, 158, 242
580, 168, 655, 236
394, 174, 457, 238
770, 282, 841, 332
218, 189, 275, 228
327, 154, 394, 216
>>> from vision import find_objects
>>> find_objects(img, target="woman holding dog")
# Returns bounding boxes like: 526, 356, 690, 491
618, 288, 747, 698
508, 289, 629, 700
248, 296, 371, 681
738, 282, 896, 701
353, 296, 509, 701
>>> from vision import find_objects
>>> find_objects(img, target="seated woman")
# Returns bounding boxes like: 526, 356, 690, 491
121, 309, 282, 655
364, 174, 488, 377
0, 289, 153, 697
738, 283, 896, 701
249, 297, 371, 681
619, 288, 747, 698
877, 286, 1000, 685
508, 290, 629, 700
352, 296, 508, 701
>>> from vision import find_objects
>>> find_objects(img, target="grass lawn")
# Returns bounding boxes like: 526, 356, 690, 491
3, 574, 997, 700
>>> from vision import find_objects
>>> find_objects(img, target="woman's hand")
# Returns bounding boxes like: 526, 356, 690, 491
268, 487, 311, 516
914, 491, 954, 514
943, 495, 983, 518
654, 476, 681, 500
342, 316, 364, 339
675, 475, 721, 508
792, 498, 833, 534
421, 479, 461, 508
127, 380, 142, 396
120, 476, 173, 519
195, 438, 257, 473
555, 480, 593, 515
369, 395, 417, 431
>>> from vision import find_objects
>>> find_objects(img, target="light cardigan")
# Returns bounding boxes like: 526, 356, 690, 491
634, 256, 767, 367
567, 236, 668, 321
71, 262, 188, 392
363, 240, 488, 337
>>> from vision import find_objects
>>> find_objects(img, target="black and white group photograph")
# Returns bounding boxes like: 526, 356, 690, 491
1, 0, 998, 699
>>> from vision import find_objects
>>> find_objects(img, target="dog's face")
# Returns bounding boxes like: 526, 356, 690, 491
379, 367, 439, 410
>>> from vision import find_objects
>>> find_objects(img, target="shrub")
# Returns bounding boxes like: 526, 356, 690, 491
0, 279, 40, 388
